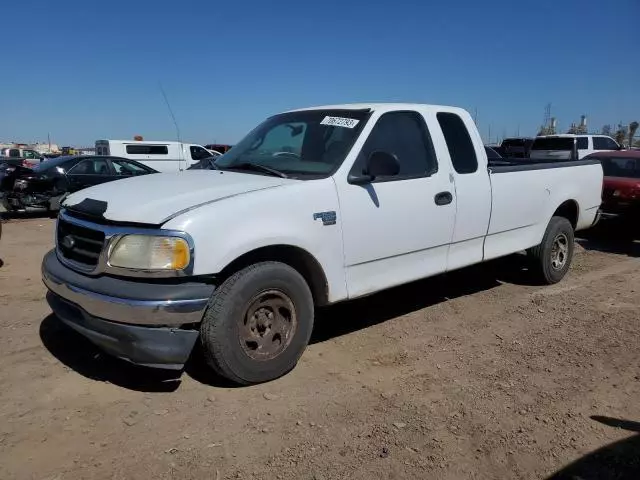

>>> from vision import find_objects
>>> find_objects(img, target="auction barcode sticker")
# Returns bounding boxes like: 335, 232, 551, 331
320, 116, 360, 128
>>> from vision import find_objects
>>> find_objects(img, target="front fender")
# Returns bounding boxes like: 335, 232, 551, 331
163, 178, 348, 303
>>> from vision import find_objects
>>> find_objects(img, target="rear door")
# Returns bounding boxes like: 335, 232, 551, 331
435, 111, 492, 270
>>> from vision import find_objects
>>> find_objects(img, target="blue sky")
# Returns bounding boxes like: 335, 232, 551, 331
1, 0, 638, 146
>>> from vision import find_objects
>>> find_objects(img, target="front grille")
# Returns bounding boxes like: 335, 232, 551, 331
57, 217, 105, 267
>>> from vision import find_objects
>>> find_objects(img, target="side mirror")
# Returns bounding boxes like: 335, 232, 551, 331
348, 151, 400, 185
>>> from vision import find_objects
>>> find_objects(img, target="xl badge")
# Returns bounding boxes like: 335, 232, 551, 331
313, 211, 337, 226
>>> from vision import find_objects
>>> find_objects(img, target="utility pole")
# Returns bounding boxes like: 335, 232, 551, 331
48, 132, 51, 153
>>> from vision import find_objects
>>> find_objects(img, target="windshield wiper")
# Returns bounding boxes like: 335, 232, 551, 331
226, 162, 288, 178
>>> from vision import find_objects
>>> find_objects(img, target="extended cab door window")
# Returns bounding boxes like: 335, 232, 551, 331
436, 113, 478, 174
350, 111, 437, 181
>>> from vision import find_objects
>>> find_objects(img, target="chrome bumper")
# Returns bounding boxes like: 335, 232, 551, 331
42, 252, 211, 327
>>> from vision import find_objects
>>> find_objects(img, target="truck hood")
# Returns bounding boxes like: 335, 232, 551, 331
63, 171, 296, 224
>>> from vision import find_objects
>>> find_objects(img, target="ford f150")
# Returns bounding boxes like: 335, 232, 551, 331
42, 103, 603, 384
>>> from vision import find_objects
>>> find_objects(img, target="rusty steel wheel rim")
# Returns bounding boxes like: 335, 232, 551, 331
239, 289, 297, 361
550, 232, 569, 270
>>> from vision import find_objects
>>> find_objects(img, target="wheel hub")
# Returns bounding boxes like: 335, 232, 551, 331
240, 290, 297, 361
550, 233, 569, 270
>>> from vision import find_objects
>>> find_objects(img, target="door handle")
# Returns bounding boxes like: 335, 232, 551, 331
434, 191, 453, 206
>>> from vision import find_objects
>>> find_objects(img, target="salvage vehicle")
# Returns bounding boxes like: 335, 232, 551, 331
586, 150, 640, 220
42, 103, 603, 385
3, 155, 156, 212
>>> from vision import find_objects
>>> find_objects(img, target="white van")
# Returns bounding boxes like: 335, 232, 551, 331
95, 140, 214, 172
530, 134, 620, 161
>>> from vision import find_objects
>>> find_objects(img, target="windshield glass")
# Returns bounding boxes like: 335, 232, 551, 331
596, 157, 640, 178
215, 109, 371, 178
531, 138, 574, 151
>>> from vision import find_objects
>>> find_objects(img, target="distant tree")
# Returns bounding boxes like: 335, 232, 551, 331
615, 126, 627, 146
629, 121, 639, 148
601, 124, 612, 136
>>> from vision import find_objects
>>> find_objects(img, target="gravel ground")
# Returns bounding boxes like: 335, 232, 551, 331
0, 217, 639, 480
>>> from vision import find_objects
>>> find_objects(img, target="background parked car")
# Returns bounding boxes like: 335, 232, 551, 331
499, 137, 534, 159
586, 150, 640, 221
2, 155, 157, 212
0, 147, 45, 168
484, 146, 502, 160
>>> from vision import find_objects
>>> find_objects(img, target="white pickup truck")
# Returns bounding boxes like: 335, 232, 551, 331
42, 103, 603, 384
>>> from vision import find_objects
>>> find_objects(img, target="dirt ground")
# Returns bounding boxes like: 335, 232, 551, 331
0, 217, 639, 480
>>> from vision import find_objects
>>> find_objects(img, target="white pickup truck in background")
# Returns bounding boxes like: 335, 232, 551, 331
530, 134, 621, 161
43, 103, 603, 384
94, 139, 214, 172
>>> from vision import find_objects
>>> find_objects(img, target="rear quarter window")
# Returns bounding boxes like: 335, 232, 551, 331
436, 112, 478, 174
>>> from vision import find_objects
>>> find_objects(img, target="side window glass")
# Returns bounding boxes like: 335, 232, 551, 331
69, 158, 110, 175
190, 146, 210, 161
112, 160, 147, 176
605, 137, 619, 150
576, 137, 588, 150
352, 111, 437, 180
436, 112, 478, 174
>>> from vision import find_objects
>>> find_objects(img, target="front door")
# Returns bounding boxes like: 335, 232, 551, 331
335, 110, 456, 299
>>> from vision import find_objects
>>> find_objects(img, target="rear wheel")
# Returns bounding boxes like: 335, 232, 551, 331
200, 261, 314, 385
529, 216, 575, 284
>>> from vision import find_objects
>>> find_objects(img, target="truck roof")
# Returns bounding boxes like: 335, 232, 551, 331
536, 134, 611, 138
288, 103, 469, 116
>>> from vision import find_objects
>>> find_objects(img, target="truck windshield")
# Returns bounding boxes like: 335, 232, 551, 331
531, 138, 574, 151
215, 109, 371, 178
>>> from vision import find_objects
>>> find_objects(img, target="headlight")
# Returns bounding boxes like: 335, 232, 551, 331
108, 235, 191, 271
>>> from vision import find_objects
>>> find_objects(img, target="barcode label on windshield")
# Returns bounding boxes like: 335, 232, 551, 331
320, 116, 360, 128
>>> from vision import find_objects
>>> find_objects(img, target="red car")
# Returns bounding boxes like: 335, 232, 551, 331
586, 150, 640, 220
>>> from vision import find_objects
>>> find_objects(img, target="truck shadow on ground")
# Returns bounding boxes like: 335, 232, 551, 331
546, 416, 640, 479
38, 247, 605, 391
577, 220, 640, 258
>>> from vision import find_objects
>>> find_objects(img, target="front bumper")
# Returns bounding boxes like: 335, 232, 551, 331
42, 250, 215, 369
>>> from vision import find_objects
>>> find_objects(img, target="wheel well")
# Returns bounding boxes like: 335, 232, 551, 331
553, 200, 579, 229
219, 245, 329, 306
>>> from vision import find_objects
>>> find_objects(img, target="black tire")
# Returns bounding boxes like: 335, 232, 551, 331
200, 261, 314, 385
529, 216, 575, 284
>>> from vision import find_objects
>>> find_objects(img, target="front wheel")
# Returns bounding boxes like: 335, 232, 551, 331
529, 216, 575, 284
200, 261, 314, 385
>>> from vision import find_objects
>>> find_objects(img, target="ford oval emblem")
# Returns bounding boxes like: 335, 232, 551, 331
61, 235, 75, 250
